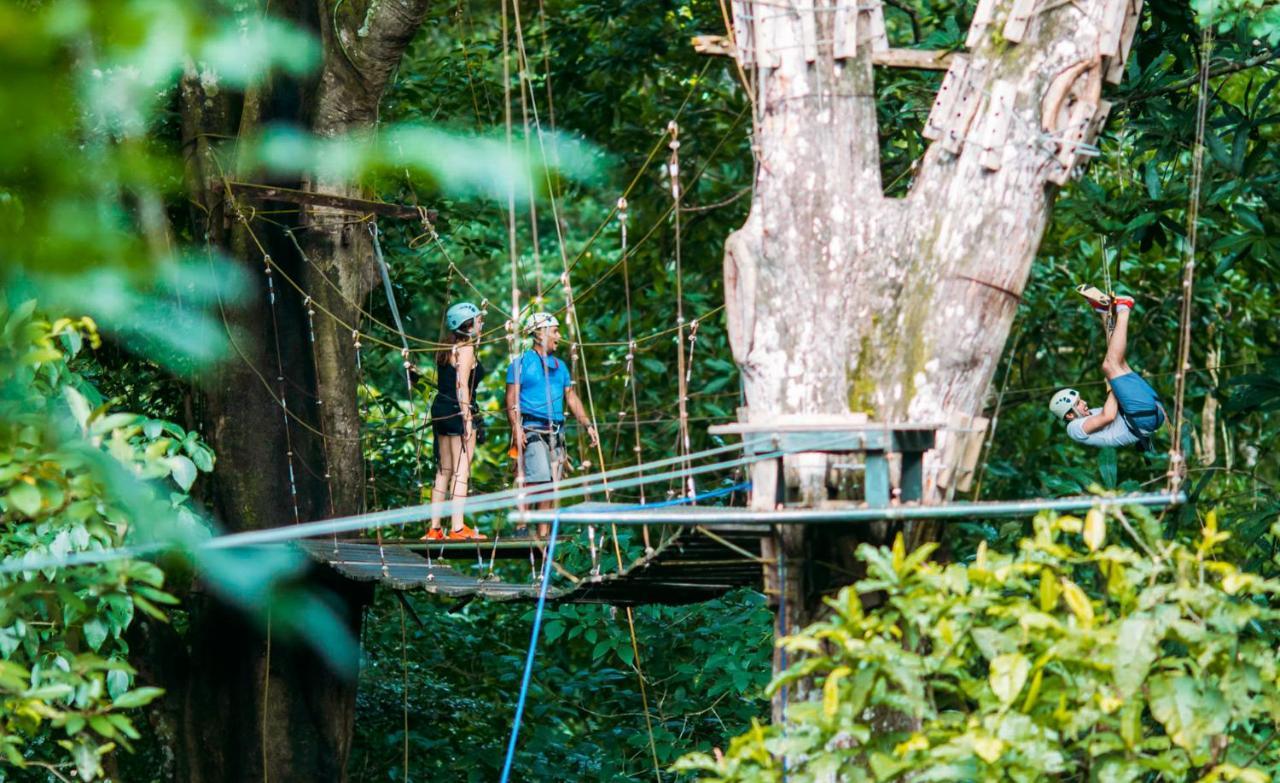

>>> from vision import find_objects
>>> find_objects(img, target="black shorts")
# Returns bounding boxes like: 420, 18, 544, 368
431, 398, 477, 438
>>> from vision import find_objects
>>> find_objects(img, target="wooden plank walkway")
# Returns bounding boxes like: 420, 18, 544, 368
296, 513, 764, 605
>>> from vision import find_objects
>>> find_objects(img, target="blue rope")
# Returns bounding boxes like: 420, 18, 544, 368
617, 480, 750, 511
500, 510, 561, 783
497, 481, 748, 779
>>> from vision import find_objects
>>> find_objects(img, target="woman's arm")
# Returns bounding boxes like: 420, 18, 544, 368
455, 345, 476, 429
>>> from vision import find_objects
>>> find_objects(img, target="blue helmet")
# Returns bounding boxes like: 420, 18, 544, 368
446, 302, 481, 334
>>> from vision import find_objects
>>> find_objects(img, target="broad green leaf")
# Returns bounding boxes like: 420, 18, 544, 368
1148, 674, 1229, 757
1084, 508, 1106, 552
989, 653, 1030, 705
111, 686, 164, 710
82, 618, 108, 652
6, 482, 41, 517
822, 666, 851, 719
1113, 615, 1160, 697
169, 455, 197, 491
1060, 579, 1094, 628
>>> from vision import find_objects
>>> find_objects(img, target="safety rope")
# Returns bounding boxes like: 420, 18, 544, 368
1168, 27, 1214, 495
262, 607, 271, 783
400, 600, 410, 783
300, 292, 339, 551
246, 225, 302, 525
353, 300, 392, 575
669, 121, 695, 500
499, 511, 561, 783
370, 225, 429, 504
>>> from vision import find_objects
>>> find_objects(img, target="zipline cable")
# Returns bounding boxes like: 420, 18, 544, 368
0, 437, 838, 576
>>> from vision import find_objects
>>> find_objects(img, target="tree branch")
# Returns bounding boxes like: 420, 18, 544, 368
1117, 47, 1280, 106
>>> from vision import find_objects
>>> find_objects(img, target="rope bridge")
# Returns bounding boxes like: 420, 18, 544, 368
295, 521, 766, 606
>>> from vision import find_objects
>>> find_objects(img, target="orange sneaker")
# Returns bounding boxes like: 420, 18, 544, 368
422, 527, 446, 541
447, 525, 487, 540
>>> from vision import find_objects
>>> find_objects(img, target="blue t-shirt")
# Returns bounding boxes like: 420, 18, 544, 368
506, 349, 573, 422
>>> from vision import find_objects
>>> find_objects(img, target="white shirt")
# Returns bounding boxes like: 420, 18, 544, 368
1066, 408, 1139, 449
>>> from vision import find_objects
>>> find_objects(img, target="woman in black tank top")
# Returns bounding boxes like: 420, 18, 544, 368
423, 303, 487, 540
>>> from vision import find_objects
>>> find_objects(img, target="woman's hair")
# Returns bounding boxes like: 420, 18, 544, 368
435, 318, 477, 368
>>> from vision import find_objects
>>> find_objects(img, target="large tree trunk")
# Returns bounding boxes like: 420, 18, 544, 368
157, 2, 430, 780
723, 0, 1139, 704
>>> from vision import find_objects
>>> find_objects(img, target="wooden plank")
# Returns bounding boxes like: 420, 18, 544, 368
834, 0, 858, 59
861, 0, 890, 52
692, 37, 953, 70
1002, 0, 1038, 43
220, 181, 437, 222
954, 416, 990, 492
865, 454, 891, 507
1106, 0, 1144, 84
755, 3, 783, 68
941, 73, 983, 154
731, 0, 755, 66
692, 34, 733, 56
923, 55, 968, 140
750, 459, 782, 511
977, 79, 1018, 171
800, 0, 819, 62
1087, 99, 1113, 143
965, 0, 998, 49
936, 412, 970, 490
871, 48, 953, 69
1099, 0, 1127, 57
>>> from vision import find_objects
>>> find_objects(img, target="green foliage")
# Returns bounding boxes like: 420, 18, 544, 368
678, 506, 1280, 781
352, 587, 774, 782
0, 303, 212, 780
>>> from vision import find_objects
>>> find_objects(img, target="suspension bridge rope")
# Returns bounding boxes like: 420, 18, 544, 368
1168, 26, 1214, 496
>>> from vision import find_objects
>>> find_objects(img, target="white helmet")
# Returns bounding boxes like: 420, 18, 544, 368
1049, 388, 1080, 421
525, 312, 559, 333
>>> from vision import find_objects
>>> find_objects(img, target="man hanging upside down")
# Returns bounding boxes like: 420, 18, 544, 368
1048, 290, 1167, 450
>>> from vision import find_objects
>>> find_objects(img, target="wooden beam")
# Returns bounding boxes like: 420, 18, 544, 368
872, 48, 954, 70
691, 35, 954, 70
217, 180, 438, 222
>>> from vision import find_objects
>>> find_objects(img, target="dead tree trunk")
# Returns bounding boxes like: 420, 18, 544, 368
160, 2, 430, 780
721, 0, 1142, 703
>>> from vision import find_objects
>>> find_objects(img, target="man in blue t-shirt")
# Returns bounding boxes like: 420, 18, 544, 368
505, 312, 598, 533
1048, 291, 1166, 451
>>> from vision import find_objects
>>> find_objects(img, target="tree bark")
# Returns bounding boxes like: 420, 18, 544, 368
160, 2, 430, 780
723, 0, 1141, 700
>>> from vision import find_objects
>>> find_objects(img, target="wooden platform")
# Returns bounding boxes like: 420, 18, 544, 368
296, 521, 764, 605
345, 536, 571, 559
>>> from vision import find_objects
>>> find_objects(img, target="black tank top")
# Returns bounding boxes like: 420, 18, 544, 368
432, 358, 485, 415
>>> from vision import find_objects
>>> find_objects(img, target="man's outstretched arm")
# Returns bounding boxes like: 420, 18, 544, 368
1081, 392, 1119, 434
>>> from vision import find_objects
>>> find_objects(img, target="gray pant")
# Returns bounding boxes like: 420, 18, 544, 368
522, 430, 564, 484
